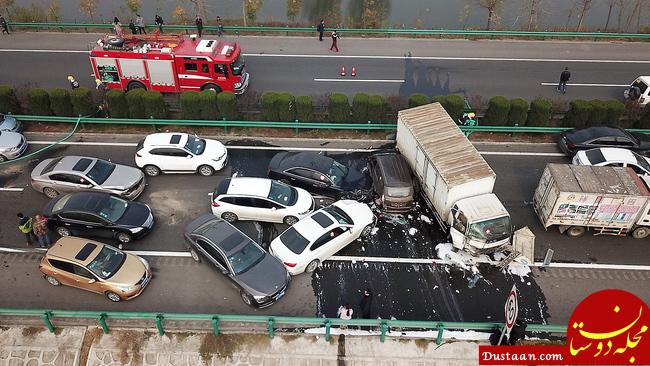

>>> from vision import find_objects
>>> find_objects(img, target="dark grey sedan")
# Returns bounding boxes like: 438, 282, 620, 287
184, 214, 290, 308
31, 156, 146, 200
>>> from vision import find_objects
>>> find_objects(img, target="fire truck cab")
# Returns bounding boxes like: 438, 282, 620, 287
90, 34, 249, 94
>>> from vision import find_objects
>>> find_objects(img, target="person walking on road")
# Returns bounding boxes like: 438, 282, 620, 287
68, 75, 79, 89
33, 214, 52, 249
216, 16, 224, 37
317, 19, 325, 41
558, 67, 571, 94
155, 14, 164, 33
135, 14, 146, 34
195, 16, 203, 37
17, 213, 38, 247
330, 30, 340, 52
359, 289, 373, 319
128, 19, 137, 35
0, 14, 9, 35
113, 17, 123, 37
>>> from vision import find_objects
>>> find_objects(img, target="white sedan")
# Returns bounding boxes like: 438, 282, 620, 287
573, 147, 650, 176
210, 177, 315, 225
269, 200, 375, 275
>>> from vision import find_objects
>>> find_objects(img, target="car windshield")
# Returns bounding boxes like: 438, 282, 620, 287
584, 149, 606, 164
98, 195, 129, 222
322, 205, 353, 225
52, 194, 72, 213
328, 161, 348, 186
184, 136, 206, 155
268, 181, 297, 206
468, 216, 511, 243
227, 241, 265, 275
635, 154, 650, 173
386, 186, 412, 198
279, 227, 310, 254
230, 56, 245, 76
86, 246, 126, 279
87, 160, 116, 185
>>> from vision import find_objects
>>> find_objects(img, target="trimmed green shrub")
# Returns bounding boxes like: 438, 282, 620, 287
0, 85, 21, 114
408, 93, 429, 108
604, 100, 625, 125
199, 90, 220, 120
70, 87, 95, 116
483, 96, 510, 125
352, 93, 369, 121
180, 91, 202, 119
637, 104, 650, 129
563, 99, 592, 128
217, 91, 239, 120
367, 95, 386, 123
261, 91, 280, 121
445, 94, 465, 122
27, 88, 51, 116
295, 95, 314, 121
106, 90, 129, 118
276, 93, 296, 122
49, 88, 73, 117
329, 93, 350, 123
588, 99, 607, 126
431, 95, 447, 110
526, 97, 553, 126
508, 98, 529, 126
125, 89, 146, 119
143, 91, 167, 119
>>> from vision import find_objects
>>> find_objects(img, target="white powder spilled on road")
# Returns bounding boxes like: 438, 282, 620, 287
419, 215, 432, 224
435, 243, 489, 274
408, 228, 418, 236
371, 227, 379, 235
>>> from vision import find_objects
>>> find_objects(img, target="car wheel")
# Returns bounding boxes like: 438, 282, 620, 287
56, 227, 71, 237
361, 224, 373, 237
117, 232, 132, 244
240, 290, 253, 306
632, 226, 650, 239
283, 216, 298, 225
45, 275, 60, 286
43, 187, 59, 199
221, 212, 238, 223
0, 155, 7, 162
198, 165, 215, 176
105, 291, 122, 302
143, 165, 161, 177
566, 226, 586, 237
305, 259, 320, 273
189, 248, 201, 262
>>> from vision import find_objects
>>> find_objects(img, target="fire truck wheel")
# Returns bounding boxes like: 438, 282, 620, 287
201, 83, 221, 93
127, 81, 146, 91
107, 37, 125, 47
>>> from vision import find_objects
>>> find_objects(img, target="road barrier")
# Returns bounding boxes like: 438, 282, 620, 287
0, 308, 566, 344
8, 22, 650, 40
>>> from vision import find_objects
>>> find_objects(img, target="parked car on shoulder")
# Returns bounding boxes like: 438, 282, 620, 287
268, 152, 369, 198
558, 127, 650, 156
31, 156, 146, 200
0, 113, 23, 133
43, 192, 154, 247
269, 200, 374, 275
39, 236, 152, 302
210, 177, 315, 225
184, 214, 290, 308
0, 130, 28, 162
367, 152, 415, 212
573, 147, 650, 176
135, 132, 228, 177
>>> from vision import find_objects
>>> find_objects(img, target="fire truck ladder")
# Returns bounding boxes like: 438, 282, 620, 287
594, 227, 629, 236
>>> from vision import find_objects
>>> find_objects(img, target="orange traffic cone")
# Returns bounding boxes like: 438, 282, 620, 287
340, 66, 346, 76
351, 66, 356, 77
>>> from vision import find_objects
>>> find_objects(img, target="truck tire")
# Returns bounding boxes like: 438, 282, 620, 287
632, 226, 650, 239
201, 83, 222, 93
127, 81, 146, 91
566, 226, 586, 237
107, 38, 125, 47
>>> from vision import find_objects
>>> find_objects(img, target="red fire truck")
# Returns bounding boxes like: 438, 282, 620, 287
89, 34, 249, 94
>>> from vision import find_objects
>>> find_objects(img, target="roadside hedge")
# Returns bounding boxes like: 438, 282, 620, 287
261, 91, 280, 121
277, 93, 296, 122
508, 98, 528, 126
70, 87, 95, 116
367, 95, 385, 123
0, 85, 21, 114
588, 99, 608, 126
143, 91, 167, 119
125, 89, 146, 119
217, 91, 239, 120
564, 99, 592, 128
329, 93, 350, 123
199, 90, 220, 120
637, 104, 650, 129
483, 96, 510, 125
605, 100, 625, 126
180, 91, 202, 119
526, 97, 552, 126
445, 95, 465, 122
49, 88, 73, 117
27, 88, 52, 116
352, 93, 369, 121
295, 95, 313, 121
106, 90, 129, 118
409, 93, 429, 108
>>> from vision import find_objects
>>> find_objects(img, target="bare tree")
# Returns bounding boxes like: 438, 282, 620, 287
459, 0, 472, 29
575, 0, 593, 31
0, 0, 14, 16
624, 0, 642, 32
475, 0, 504, 30
79, 0, 98, 21
524, 0, 540, 31
615, 0, 628, 31
604, 0, 615, 31
186, 0, 207, 20
47, 0, 60, 21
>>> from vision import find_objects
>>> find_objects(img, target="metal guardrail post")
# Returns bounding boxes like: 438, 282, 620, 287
155, 314, 165, 336
212, 316, 220, 337
324, 319, 331, 341
436, 323, 444, 345
379, 320, 388, 343
98, 313, 109, 334
41, 311, 55, 333
267, 318, 275, 339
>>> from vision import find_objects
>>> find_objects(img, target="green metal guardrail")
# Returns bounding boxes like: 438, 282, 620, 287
0, 308, 566, 344
8, 22, 650, 40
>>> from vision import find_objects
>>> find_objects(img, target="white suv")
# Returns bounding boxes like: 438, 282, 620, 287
135, 133, 228, 176
211, 177, 315, 225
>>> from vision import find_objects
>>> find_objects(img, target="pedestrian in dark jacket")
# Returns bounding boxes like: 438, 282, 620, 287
17, 213, 38, 246
558, 67, 571, 94
216, 16, 224, 37
128, 19, 137, 34
135, 14, 146, 34
0, 14, 9, 35
317, 19, 325, 41
195, 16, 203, 37
155, 14, 164, 33
359, 288, 373, 319
330, 30, 339, 52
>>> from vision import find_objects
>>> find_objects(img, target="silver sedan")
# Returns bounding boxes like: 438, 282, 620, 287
31, 156, 146, 200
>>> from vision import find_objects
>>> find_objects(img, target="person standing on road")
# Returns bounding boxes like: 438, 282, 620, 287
330, 30, 340, 52
155, 14, 164, 33
113, 17, 123, 37
17, 213, 38, 247
558, 67, 571, 94
195, 16, 203, 38
68, 75, 79, 89
359, 288, 373, 319
317, 19, 325, 41
33, 214, 52, 249
216, 16, 224, 37
128, 19, 137, 35
135, 14, 146, 34
0, 14, 9, 35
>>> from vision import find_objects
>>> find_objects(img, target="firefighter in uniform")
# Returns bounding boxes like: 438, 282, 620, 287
68, 75, 79, 89
17, 213, 37, 246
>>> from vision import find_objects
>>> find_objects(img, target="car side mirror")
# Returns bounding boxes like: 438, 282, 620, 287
186, 155, 193, 159
271, 207, 276, 211
221, 268, 229, 275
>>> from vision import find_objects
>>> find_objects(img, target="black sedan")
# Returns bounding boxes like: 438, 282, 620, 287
558, 127, 650, 156
268, 152, 369, 198
184, 214, 289, 308
43, 192, 154, 248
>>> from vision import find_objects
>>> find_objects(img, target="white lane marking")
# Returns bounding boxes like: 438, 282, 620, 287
541, 82, 629, 87
534, 262, 650, 271
480, 151, 566, 157
0, 49, 88, 53
29, 141, 137, 147
126, 250, 192, 257
314, 78, 405, 83
0, 188, 24, 192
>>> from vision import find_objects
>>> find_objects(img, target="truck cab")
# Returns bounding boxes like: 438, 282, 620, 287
448, 193, 512, 254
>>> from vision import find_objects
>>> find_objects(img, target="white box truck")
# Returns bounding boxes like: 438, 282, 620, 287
533, 163, 650, 238
396, 103, 512, 254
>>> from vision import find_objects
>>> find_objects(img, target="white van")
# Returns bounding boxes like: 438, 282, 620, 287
624, 76, 650, 106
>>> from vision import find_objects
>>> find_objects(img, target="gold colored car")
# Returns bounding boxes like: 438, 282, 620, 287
39, 237, 152, 302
